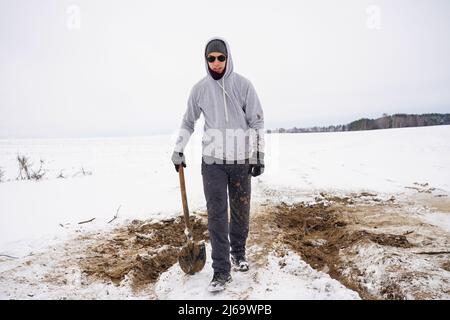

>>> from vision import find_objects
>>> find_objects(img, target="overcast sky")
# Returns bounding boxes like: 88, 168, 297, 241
1, 0, 449, 139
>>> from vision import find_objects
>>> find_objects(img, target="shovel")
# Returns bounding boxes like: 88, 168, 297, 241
177, 165, 206, 274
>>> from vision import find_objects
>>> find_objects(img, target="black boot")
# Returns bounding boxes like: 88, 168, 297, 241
208, 272, 232, 292
231, 255, 249, 272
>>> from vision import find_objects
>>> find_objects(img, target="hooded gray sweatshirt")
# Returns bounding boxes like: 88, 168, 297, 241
173, 37, 265, 162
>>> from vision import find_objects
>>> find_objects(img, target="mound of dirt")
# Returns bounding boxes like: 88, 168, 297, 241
272, 201, 413, 299
72, 190, 448, 299
79, 216, 208, 291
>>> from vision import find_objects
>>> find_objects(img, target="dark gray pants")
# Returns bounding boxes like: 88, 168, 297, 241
201, 158, 251, 274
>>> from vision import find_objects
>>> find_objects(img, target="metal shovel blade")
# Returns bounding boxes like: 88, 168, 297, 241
178, 240, 206, 275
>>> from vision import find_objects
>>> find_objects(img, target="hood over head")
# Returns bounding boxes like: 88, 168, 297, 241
204, 37, 234, 80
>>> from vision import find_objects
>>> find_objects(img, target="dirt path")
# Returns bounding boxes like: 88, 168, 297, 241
76, 215, 209, 292
0, 215, 209, 299
1, 189, 449, 299
263, 192, 450, 299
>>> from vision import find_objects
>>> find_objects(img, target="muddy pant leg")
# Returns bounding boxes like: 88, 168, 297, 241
228, 164, 251, 259
202, 161, 231, 274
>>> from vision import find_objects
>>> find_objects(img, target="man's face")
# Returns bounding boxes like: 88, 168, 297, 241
207, 52, 227, 74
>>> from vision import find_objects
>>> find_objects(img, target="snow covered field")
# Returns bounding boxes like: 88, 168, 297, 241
0, 125, 449, 299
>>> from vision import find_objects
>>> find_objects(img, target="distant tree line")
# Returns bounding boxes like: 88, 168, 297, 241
267, 113, 450, 134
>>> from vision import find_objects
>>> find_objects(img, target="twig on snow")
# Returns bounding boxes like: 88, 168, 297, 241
78, 218, 96, 225
0, 254, 19, 259
108, 205, 121, 224
414, 251, 450, 255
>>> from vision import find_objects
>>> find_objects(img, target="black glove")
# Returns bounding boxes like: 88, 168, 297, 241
171, 151, 186, 172
249, 151, 264, 177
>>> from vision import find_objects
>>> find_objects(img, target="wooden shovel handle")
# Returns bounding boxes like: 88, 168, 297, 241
178, 165, 191, 231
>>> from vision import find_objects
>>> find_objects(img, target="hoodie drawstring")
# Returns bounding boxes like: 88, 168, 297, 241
218, 78, 229, 123
222, 78, 229, 123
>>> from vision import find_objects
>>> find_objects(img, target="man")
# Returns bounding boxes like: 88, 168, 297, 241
171, 37, 265, 292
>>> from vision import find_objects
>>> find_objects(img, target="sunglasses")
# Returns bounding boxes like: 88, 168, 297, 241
207, 55, 226, 63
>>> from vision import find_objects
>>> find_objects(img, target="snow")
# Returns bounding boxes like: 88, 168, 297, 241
345, 241, 450, 300
0, 239, 148, 300
421, 212, 450, 234
0, 135, 203, 253
262, 125, 450, 195
155, 245, 359, 300
1, 125, 449, 299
